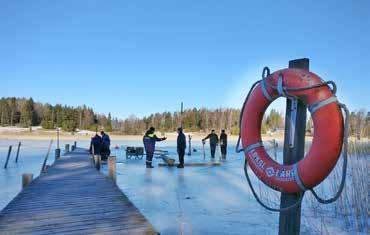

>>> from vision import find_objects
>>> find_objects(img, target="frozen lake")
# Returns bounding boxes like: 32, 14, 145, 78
0, 139, 362, 234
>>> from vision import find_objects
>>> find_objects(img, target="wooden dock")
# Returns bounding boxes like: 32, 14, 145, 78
0, 148, 158, 235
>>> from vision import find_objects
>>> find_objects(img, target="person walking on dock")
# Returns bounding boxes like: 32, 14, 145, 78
90, 133, 102, 154
100, 131, 111, 161
177, 127, 186, 168
202, 130, 219, 158
143, 127, 167, 168
220, 130, 228, 159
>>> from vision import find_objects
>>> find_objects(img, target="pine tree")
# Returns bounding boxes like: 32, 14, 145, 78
9, 97, 17, 126
105, 113, 113, 132
41, 104, 55, 129
20, 98, 37, 127
0, 99, 11, 126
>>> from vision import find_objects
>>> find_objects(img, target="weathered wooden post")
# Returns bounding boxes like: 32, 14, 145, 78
94, 155, 101, 170
55, 148, 61, 160
278, 58, 308, 235
65, 144, 70, 154
71, 145, 76, 151
55, 127, 61, 160
187, 135, 192, 156
108, 156, 116, 183
74, 141, 77, 148
22, 173, 33, 188
40, 140, 53, 173
4, 145, 12, 169
15, 142, 21, 163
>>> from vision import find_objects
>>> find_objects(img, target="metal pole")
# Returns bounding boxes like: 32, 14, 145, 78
278, 58, 309, 235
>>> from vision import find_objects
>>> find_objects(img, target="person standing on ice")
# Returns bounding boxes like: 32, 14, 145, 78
143, 127, 167, 168
219, 130, 228, 159
202, 130, 219, 158
176, 127, 186, 168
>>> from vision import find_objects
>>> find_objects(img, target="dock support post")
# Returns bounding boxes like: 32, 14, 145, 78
15, 142, 21, 163
4, 146, 12, 169
65, 144, 70, 154
74, 141, 77, 148
55, 148, 61, 160
108, 156, 117, 183
71, 145, 76, 151
278, 58, 308, 235
22, 173, 33, 188
94, 155, 101, 170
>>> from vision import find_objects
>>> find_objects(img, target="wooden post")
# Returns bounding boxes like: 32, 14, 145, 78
74, 141, 77, 148
71, 145, 75, 151
108, 156, 116, 183
15, 142, 21, 163
56, 127, 60, 149
22, 173, 33, 188
4, 145, 12, 169
40, 140, 53, 173
55, 148, 61, 160
94, 155, 101, 170
188, 135, 192, 156
278, 58, 309, 235
65, 144, 70, 153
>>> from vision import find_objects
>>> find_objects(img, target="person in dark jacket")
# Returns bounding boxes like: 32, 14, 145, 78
176, 127, 186, 168
143, 127, 166, 168
202, 130, 219, 158
220, 130, 228, 159
90, 133, 102, 154
100, 131, 111, 161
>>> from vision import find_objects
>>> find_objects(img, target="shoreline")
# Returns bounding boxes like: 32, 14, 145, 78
0, 131, 284, 142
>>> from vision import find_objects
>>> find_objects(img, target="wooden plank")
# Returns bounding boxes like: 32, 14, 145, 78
0, 148, 159, 235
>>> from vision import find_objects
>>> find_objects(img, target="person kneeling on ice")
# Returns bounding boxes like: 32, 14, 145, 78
143, 127, 166, 168
100, 131, 111, 161
176, 127, 186, 168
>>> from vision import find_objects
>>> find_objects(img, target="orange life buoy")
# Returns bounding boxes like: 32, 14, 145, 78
241, 68, 344, 193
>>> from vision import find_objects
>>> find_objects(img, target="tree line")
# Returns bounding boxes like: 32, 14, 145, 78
112, 108, 285, 135
0, 97, 369, 138
0, 97, 112, 132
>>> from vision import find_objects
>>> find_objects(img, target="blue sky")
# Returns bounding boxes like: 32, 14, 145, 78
1, 1, 369, 119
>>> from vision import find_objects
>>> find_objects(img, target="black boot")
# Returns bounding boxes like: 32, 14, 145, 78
177, 164, 184, 168
146, 163, 154, 168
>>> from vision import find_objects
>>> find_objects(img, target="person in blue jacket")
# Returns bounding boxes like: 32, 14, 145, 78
89, 133, 102, 154
100, 131, 111, 161
143, 127, 166, 168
